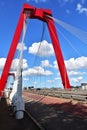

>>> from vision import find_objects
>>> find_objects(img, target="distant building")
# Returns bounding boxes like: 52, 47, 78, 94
81, 83, 87, 90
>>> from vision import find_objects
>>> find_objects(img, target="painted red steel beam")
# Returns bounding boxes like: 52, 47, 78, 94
0, 3, 70, 96
0, 7, 25, 96
46, 18, 70, 89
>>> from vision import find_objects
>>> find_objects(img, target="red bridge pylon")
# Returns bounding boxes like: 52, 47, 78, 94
0, 3, 70, 96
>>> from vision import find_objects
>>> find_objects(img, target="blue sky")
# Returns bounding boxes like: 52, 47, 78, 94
0, 0, 87, 88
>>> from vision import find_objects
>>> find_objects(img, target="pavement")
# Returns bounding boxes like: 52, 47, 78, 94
0, 97, 40, 130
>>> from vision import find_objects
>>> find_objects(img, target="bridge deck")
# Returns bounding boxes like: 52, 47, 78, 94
23, 92, 87, 130
0, 97, 40, 130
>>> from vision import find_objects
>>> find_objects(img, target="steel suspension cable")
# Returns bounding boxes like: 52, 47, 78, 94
29, 22, 46, 85
13, 15, 29, 69
30, 21, 46, 68
56, 28, 81, 56
16, 16, 29, 74
47, 15, 87, 45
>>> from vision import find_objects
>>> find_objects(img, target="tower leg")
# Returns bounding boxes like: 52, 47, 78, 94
47, 18, 70, 89
0, 12, 24, 96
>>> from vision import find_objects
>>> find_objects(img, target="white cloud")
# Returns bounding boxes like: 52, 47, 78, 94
0, 58, 6, 70
28, 40, 54, 57
65, 56, 87, 70
53, 56, 87, 71
47, 80, 54, 83
68, 70, 86, 76
77, 3, 82, 10
41, 60, 52, 67
11, 58, 28, 71
53, 60, 58, 69
76, 3, 87, 14
53, 57, 87, 82
0, 57, 28, 76
17, 43, 27, 51
55, 77, 61, 80
23, 78, 29, 81
70, 76, 83, 83
33, 81, 38, 85
23, 66, 52, 76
